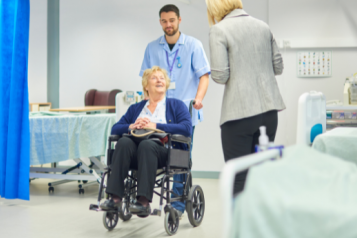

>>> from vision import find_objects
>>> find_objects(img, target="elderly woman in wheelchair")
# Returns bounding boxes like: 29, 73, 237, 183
91, 66, 205, 235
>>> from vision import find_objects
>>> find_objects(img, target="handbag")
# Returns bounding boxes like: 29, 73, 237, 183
128, 127, 168, 145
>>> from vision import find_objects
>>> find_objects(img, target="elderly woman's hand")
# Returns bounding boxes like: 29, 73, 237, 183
145, 122, 157, 129
129, 117, 158, 129
129, 118, 149, 129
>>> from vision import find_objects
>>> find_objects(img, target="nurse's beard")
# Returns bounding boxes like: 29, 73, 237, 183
164, 27, 179, 37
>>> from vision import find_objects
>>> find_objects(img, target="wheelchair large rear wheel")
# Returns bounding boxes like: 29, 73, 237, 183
187, 185, 205, 227
102, 211, 119, 231
164, 210, 179, 236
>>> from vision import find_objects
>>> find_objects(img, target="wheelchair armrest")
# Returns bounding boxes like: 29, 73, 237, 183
171, 134, 191, 144
109, 135, 120, 142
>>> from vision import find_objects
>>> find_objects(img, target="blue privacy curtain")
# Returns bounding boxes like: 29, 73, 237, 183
0, 0, 30, 200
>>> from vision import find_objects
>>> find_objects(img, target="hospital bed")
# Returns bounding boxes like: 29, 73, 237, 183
295, 91, 357, 164
312, 127, 357, 164
221, 145, 357, 238
29, 91, 143, 194
219, 90, 357, 238
220, 149, 282, 238
29, 112, 117, 194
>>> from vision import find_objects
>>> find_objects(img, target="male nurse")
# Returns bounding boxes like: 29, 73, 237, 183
139, 4, 210, 217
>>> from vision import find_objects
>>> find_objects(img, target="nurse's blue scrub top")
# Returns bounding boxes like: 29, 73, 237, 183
139, 33, 210, 126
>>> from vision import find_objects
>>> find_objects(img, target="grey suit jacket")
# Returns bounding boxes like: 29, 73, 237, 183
209, 9, 286, 126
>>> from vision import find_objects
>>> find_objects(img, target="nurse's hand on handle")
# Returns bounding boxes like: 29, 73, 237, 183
193, 98, 203, 110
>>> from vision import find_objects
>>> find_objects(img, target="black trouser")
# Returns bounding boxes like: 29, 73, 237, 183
221, 110, 278, 195
106, 137, 168, 202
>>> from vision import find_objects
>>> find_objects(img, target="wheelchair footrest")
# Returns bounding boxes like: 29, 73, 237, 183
89, 204, 119, 213
89, 204, 100, 211
151, 209, 162, 217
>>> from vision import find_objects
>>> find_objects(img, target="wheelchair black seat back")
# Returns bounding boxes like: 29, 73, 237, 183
89, 132, 205, 236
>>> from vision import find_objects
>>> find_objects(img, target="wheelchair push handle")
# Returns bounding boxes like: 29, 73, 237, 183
189, 100, 196, 118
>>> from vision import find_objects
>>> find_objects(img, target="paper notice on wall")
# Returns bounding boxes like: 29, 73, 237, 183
297, 51, 332, 78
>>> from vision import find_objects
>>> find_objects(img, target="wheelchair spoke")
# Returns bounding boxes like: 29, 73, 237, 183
193, 193, 197, 203
197, 207, 201, 216
193, 196, 200, 207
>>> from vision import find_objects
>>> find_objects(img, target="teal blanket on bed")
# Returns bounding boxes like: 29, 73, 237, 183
30, 113, 116, 165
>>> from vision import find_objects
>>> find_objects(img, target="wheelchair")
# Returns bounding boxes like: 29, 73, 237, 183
89, 132, 205, 236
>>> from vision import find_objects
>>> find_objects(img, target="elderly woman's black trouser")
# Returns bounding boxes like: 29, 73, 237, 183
221, 110, 278, 196
106, 137, 168, 202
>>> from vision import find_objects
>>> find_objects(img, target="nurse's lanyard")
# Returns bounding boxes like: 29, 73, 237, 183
166, 49, 179, 77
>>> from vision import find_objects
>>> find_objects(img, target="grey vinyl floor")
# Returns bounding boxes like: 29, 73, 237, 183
0, 178, 223, 238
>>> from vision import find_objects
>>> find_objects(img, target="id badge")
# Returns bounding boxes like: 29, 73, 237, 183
168, 82, 176, 90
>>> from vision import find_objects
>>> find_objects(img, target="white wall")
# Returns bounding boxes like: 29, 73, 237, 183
26, 0, 356, 172
269, 0, 357, 145
28, 0, 47, 103
269, 0, 357, 48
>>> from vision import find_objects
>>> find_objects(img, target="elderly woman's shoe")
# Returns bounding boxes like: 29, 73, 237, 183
129, 202, 151, 217
100, 199, 121, 211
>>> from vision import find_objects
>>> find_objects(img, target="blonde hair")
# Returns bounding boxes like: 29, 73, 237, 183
205, 0, 243, 26
142, 66, 171, 98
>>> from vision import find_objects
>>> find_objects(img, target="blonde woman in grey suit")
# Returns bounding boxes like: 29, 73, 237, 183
206, 0, 286, 195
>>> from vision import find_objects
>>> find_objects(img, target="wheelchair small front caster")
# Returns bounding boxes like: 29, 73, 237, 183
103, 211, 119, 231
119, 201, 132, 221
79, 188, 85, 194
164, 210, 179, 236
49, 187, 54, 194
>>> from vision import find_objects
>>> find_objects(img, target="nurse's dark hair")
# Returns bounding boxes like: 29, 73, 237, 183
159, 4, 180, 18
